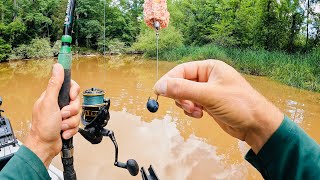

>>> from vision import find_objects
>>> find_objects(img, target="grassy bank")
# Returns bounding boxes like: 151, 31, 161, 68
157, 45, 320, 92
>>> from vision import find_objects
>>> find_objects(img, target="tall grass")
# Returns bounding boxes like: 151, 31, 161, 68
153, 44, 320, 92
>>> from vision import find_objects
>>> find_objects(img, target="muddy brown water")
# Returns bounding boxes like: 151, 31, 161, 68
0, 56, 319, 180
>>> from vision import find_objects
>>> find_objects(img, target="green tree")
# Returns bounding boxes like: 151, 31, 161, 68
5, 18, 27, 46
171, 0, 219, 45
278, 0, 304, 52
209, 0, 237, 47
26, 38, 53, 58
255, 0, 282, 50
133, 25, 184, 57
233, 0, 258, 47
0, 38, 11, 62
75, 0, 142, 49
119, 0, 144, 41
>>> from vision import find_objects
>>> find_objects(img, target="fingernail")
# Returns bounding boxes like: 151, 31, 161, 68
61, 111, 71, 119
61, 124, 69, 130
52, 64, 59, 77
64, 132, 72, 140
192, 110, 203, 119
154, 80, 167, 95
194, 106, 203, 112
181, 103, 191, 113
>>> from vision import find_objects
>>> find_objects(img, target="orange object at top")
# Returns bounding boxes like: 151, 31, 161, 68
143, 0, 170, 29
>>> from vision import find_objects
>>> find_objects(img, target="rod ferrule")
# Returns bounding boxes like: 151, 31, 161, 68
61, 148, 74, 158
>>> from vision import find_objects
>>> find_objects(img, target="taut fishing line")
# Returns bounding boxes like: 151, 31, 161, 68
144, 0, 170, 113
156, 29, 159, 81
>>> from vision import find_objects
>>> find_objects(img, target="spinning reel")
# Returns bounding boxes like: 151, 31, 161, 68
78, 88, 159, 179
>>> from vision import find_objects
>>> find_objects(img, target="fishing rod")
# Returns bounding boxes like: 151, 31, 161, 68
57, 0, 77, 179
56, 0, 161, 179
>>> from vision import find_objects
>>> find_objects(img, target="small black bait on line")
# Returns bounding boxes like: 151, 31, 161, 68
146, 97, 159, 113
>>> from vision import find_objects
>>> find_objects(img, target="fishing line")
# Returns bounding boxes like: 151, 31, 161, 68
156, 30, 159, 81
146, 26, 160, 113
144, 0, 170, 113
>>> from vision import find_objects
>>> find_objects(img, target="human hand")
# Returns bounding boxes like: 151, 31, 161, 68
154, 60, 284, 153
25, 63, 80, 168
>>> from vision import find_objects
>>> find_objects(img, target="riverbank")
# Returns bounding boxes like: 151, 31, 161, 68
153, 45, 320, 93
3, 44, 319, 93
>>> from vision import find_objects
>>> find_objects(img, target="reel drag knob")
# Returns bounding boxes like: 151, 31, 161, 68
146, 97, 159, 113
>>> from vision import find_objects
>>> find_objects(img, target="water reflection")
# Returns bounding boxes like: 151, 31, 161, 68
286, 100, 305, 124
53, 111, 249, 180
244, 75, 320, 139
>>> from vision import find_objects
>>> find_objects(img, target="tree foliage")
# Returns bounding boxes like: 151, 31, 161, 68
166, 0, 320, 51
0, 0, 144, 61
133, 25, 184, 57
0, 0, 320, 61
0, 38, 11, 62
11, 38, 53, 59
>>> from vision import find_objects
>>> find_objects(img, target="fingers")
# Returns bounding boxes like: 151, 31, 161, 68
154, 60, 220, 106
61, 114, 80, 131
175, 100, 202, 113
61, 90, 81, 118
70, 80, 80, 101
44, 63, 64, 101
62, 127, 79, 140
61, 114, 80, 139
61, 95, 80, 119
60, 80, 81, 140
175, 100, 204, 119
164, 60, 214, 81
34, 91, 46, 107
156, 77, 215, 106
184, 110, 203, 119
39, 91, 46, 100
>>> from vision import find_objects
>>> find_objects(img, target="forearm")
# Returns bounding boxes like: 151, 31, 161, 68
245, 116, 320, 179
0, 145, 50, 180
25, 133, 56, 168
245, 97, 284, 154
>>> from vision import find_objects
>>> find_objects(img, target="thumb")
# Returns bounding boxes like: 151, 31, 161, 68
45, 63, 64, 101
154, 77, 215, 106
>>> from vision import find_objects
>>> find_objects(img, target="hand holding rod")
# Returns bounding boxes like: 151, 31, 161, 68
58, 0, 77, 179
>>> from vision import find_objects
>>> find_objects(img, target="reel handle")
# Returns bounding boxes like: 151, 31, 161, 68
102, 129, 140, 176
115, 160, 139, 176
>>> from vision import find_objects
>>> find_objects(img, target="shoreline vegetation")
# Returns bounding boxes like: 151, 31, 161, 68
2, 44, 319, 93
159, 45, 320, 93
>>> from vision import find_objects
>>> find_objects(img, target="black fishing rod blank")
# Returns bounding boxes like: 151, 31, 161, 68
57, 0, 77, 179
